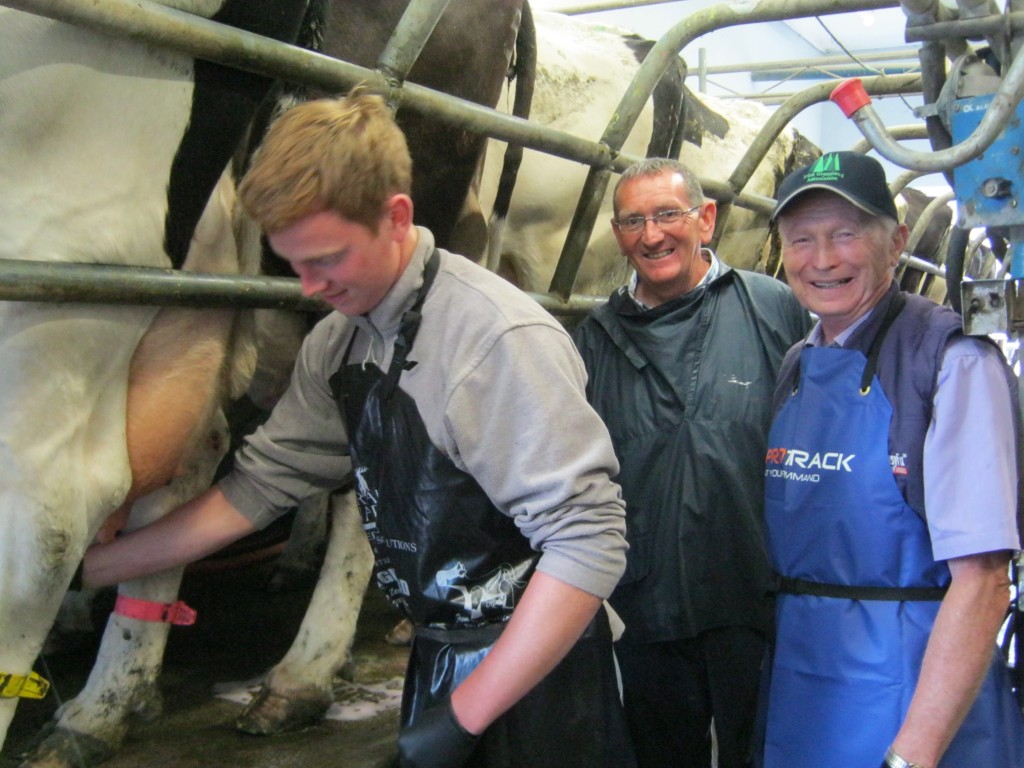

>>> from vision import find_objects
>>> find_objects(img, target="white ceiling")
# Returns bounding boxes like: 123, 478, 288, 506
782, 9, 915, 54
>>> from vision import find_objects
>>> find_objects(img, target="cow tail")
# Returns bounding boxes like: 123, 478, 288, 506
485, 1, 536, 274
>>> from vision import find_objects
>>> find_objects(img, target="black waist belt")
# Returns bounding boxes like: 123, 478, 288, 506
776, 575, 948, 602
415, 621, 509, 644
415, 606, 609, 645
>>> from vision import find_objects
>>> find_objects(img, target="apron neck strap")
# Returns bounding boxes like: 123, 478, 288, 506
381, 248, 440, 400
859, 292, 906, 394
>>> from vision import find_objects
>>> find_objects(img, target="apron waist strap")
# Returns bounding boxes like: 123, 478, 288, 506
415, 622, 509, 644
777, 575, 948, 601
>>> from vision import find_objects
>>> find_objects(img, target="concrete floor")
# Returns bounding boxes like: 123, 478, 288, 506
2, 555, 411, 768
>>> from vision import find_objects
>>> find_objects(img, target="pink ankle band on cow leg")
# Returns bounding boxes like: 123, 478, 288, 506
114, 595, 197, 625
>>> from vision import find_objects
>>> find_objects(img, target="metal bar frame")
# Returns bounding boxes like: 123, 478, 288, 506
547, 0, 902, 298
0, 0, 948, 311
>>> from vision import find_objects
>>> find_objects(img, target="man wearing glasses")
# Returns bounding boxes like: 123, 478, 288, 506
572, 158, 810, 768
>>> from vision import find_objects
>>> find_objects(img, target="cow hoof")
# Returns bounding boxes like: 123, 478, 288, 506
235, 683, 332, 735
385, 618, 414, 646
18, 726, 115, 768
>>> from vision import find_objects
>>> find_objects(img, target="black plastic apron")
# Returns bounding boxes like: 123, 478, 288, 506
330, 250, 635, 766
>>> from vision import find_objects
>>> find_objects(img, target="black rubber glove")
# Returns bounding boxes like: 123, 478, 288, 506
397, 697, 479, 768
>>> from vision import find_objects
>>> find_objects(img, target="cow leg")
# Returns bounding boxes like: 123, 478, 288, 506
19, 410, 232, 768
18, 299, 240, 767
236, 489, 373, 735
0, 303, 162, 753
266, 492, 330, 593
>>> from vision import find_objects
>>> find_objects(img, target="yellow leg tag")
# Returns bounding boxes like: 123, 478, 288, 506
0, 671, 50, 699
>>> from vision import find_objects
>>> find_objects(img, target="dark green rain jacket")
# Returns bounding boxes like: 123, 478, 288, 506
573, 265, 811, 641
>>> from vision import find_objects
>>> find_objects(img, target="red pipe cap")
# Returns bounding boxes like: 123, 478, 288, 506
831, 79, 871, 117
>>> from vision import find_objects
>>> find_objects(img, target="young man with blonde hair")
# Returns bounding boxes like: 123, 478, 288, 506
84, 89, 635, 768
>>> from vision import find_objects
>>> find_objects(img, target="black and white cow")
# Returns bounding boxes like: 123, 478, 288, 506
225, 0, 531, 739
0, 1, 334, 760
2, 1, 530, 763
476, 10, 821, 298
476, 10, 964, 307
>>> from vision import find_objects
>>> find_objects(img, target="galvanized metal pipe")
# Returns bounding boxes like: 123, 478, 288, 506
6, 0, 806, 304
540, 0, 682, 14
715, 90, 922, 105
376, 0, 453, 86
710, 75, 922, 252
598, 0, 901, 160
697, 49, 921, 76
891, 168, 930, 195
0, 260, 602, 318
845, 64, 1024, 172
904, 189, 956, 265
900, 252, 947, 276
850, 123, 930, 153
905, 11, 1024, 41
0, 260, 326, 311
729, 76, 922, 200
0, 0, 616, 172
5, 0, 779, 202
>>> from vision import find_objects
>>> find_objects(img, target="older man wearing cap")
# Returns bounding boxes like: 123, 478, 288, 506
759, 151, 1024, 768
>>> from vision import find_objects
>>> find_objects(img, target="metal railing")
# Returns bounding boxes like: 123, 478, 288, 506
0, 0, 982, 311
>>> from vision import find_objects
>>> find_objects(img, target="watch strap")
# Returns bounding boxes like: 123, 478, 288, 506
885, 746, 926, 768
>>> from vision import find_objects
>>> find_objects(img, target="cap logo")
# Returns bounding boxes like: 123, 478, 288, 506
803, 153, 843, 183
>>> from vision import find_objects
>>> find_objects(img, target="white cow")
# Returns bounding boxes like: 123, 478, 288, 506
478, 10, 821, 297
477, 12, 974, 306
0, 4, 373, 765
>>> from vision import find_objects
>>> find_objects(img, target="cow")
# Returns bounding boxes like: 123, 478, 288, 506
477, 10, 967, 309
2, 2, 530, 764
0, 2, 327, 760
475, 9, 820, 299
225, 0, 533, 739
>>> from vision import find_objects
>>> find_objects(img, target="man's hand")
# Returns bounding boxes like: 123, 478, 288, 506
398, 697, 478, 768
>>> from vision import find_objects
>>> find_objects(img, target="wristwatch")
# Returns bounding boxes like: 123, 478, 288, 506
884, 746, 926, 768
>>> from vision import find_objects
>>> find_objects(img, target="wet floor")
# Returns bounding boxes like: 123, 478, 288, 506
2, 554, 411, 768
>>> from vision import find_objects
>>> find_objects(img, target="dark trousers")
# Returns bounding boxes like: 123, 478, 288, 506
615, 626, 765, 768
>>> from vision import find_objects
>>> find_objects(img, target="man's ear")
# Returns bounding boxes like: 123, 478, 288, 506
698, 200, 718, 245
890, 222, 910, 267
386, 193, 414, 239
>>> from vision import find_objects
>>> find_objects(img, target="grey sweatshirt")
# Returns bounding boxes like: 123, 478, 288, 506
220, 227, 628, 599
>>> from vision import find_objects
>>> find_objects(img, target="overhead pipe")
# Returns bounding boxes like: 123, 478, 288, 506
542, 0, 681, 13
904, 11, 1024, 42
830, 63, 1024, 172
956, 0, 1008, 65
695, 49, 921, 76
849, 123, 930, 153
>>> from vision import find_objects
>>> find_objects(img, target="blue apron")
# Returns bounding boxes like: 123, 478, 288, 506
762, 338, 1024, 766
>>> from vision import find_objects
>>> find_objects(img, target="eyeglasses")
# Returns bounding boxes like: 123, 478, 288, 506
613, 205, 701, 234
